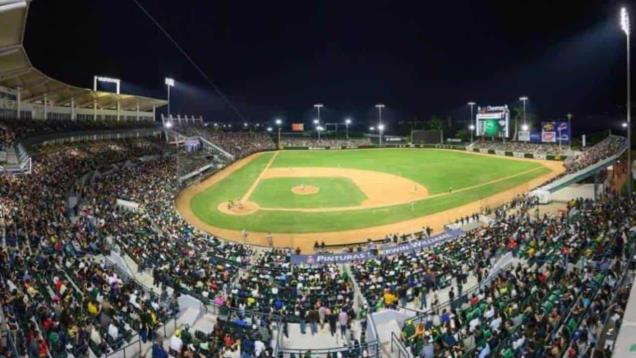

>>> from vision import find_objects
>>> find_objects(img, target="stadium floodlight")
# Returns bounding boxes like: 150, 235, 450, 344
274, 119, 283, 147
164, 121, 173, 129
267, 126, 273, 132
620, 7, 632, 202
243, 122, 248, 127
376, 103, 385, 146
519, 96, 529, 133
314, 103, 324, 124
370, 126, 375, 131
623, 122, 628, 128
344, 118, 352, 139
521, 124, 529, 131
467, 102, 477, 139
313, 118, 319, 125
164, 77, 175, 115
93, 76, 121, 94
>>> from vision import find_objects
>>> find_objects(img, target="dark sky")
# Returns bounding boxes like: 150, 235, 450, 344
23, 0, 630, 132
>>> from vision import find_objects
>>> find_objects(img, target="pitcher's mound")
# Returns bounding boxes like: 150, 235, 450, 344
291, 185, 320, 195
217, 201, 260, 215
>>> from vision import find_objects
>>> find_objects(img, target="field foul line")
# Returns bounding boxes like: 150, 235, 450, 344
240, 151, 279, 202
257, 166, 547, 213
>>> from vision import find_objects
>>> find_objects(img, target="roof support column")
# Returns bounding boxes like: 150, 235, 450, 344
93, 99, 97, 121
43, 94, 48, 120
70, 97, 76, 120
152, 105, 156, 121
16, 87, 21, 120
116, 100, 121, 121
136, 103, 140, 121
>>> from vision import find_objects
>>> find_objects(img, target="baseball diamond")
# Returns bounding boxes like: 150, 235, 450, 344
176, 148, 564, 250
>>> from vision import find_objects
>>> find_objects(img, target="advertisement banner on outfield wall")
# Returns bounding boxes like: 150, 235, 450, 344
518, 131, 530, 142
289, 229, 464, 265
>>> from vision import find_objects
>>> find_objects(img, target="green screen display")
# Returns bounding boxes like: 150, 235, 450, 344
482, 119, 500, 137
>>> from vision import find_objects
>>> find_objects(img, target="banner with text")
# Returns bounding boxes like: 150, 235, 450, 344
289, 229, 464, 265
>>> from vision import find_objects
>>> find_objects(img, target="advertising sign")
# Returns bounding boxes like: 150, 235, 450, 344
542, 121, 570, 144
518, 130, 530, 142
292, 123, 304, 132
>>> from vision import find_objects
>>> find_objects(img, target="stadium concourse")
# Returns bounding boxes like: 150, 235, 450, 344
0, 114, 633, 358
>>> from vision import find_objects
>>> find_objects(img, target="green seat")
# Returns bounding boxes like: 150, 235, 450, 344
501, 348, 514, 358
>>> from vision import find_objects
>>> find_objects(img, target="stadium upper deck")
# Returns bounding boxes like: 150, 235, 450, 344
0, 0, 166, 122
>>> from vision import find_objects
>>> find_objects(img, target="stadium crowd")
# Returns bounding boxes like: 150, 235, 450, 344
282, 138, 372, 148
177, 125, 275, 159
395, 194, 632, 357
0, 117, 632, 358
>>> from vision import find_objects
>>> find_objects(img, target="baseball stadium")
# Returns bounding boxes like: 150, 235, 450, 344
1, 1, 636, 358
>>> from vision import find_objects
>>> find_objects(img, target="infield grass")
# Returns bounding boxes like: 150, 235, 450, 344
249, 177, 367, 209
188, 149, 551, 233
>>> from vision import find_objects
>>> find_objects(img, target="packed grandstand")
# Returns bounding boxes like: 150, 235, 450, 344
0, 115, 633, 358
1, 2, 635, 358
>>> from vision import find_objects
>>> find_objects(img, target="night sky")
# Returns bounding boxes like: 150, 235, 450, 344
23, 0, 631, 133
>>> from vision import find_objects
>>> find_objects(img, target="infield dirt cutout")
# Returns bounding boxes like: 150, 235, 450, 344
291, 184, 320, 195
176, 150, 565, 252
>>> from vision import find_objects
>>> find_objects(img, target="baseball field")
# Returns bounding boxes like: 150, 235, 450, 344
176, 148, 564, 250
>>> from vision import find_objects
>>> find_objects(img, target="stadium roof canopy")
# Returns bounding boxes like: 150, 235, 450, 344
0, 0, 166, 112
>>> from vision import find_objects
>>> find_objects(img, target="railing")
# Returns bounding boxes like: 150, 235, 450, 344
390, 331, 412, 358
104, 316, 178, 358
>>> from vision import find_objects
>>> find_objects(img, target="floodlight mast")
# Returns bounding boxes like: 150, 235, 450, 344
275, 118, 283, 148
376, 104, 385, 146
165, 77, 175, 116
467, 102, 476, 141
621, 7, 632, 202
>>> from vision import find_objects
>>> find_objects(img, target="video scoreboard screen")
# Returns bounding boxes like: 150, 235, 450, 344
476, 106, 510, 138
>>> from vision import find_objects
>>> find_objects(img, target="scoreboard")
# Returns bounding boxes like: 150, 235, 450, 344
476, 106, 510, 138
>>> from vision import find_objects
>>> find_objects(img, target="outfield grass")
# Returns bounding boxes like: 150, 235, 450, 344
188, 149, 551, 233
249, 177, 367, 209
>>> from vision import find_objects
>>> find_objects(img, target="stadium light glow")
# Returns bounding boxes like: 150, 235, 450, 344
275, 118, 283, 126
165, 77, 175, 115
313, 119, 319, 125
519, 96, 529, 135
370, 126, 375, 131
623, 122, 628, 128
469, 124, 475, 130
620, 7, 632, 202
467, 102, 476, 141
267, 126, 273, 132
521, 124, 529, 131
376, 104, 385, 146
243, 122, 248, 127
164, 121, 173, 129
622, 7, 630, 35
344, 118, 352, 139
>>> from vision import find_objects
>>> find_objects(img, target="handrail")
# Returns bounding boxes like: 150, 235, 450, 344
390, 331, 412, 358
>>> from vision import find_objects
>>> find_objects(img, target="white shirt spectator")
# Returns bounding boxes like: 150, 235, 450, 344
108, 323, 119, 340
170, 335, 183, 353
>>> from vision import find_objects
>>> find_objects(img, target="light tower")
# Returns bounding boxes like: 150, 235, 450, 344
375, 103, 385, 146
467, 102, 476, 140
165, 77, 175, 116
621, 7, 632, 202
345, 118, 352, 139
